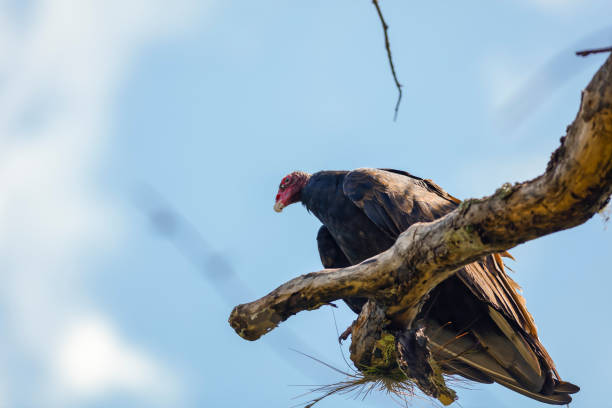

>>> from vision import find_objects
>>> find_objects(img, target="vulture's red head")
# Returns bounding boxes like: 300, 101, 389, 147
274, 171, 311, 212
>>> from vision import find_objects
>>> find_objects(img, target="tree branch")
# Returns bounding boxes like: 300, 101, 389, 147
229, 55, 612, 342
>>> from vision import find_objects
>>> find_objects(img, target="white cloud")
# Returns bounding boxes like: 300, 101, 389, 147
0, 0, 209, 405
52, 316, 179, 402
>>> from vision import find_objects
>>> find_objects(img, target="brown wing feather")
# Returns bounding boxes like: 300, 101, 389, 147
466, 254, 561, 378
343, 168, 458, 238
343, 168, 557, 374
379, 168, 461, 204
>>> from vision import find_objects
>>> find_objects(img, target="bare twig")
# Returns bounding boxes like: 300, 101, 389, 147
495, 26, 612, 133
372, 0, 403, 120
576, 45, 612, 57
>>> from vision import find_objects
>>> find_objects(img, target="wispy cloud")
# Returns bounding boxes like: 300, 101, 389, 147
479, 54, 525, 110
520, 0, 593, 13
530, 0, 576, 5
0, 0, 209, 405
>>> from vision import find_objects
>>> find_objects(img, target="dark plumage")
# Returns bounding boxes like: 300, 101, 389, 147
274, 168, 579, 405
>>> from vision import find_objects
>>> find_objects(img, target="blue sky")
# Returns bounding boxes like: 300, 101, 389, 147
1, 1, 612, 407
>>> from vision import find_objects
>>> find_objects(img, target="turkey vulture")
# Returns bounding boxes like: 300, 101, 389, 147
273, 168, 579, 405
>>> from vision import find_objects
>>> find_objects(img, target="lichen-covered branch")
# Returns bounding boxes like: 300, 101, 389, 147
229, 55, 612, 342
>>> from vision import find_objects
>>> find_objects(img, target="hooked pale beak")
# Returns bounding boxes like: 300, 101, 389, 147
273, 201, 285, 213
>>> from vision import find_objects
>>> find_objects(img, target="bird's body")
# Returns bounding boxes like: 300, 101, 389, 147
303, 171, 396, 265
274, 168, 579, 405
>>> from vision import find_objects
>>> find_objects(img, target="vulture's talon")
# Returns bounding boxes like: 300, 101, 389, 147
339, 324, 353, 343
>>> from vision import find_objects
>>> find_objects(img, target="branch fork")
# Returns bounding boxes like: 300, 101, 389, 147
228, 55, 612, 400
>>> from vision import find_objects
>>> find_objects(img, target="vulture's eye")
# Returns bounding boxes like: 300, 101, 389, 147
284, 178, 290, 184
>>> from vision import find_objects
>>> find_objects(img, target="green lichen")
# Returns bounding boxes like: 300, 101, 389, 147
457, 198, 484, 215
444, 226, 484, 252
495, 182, 514, 199
359, 331, 457, 407
300, 329, 457, 408
457, 199, 471, 214
352, 331, 408, 388
360, 332, 406, 381
370, 333, 398, 368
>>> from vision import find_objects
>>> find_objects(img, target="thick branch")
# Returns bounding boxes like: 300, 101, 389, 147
229, 55, 612, 341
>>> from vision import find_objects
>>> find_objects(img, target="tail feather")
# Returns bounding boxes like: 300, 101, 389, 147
495, 378, 572, 405
487, 305, 542, 378
417, 275, 579, 404
422, 318, 578, 405
554, 380, 580, 394
469, 306, 545, 391
424, 320, 519, 385
441, 360, 494, 384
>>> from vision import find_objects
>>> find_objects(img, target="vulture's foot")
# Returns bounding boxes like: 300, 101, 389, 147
339, 322, 354, 343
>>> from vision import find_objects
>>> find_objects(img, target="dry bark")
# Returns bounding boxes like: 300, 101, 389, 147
229, 54, 612, 343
